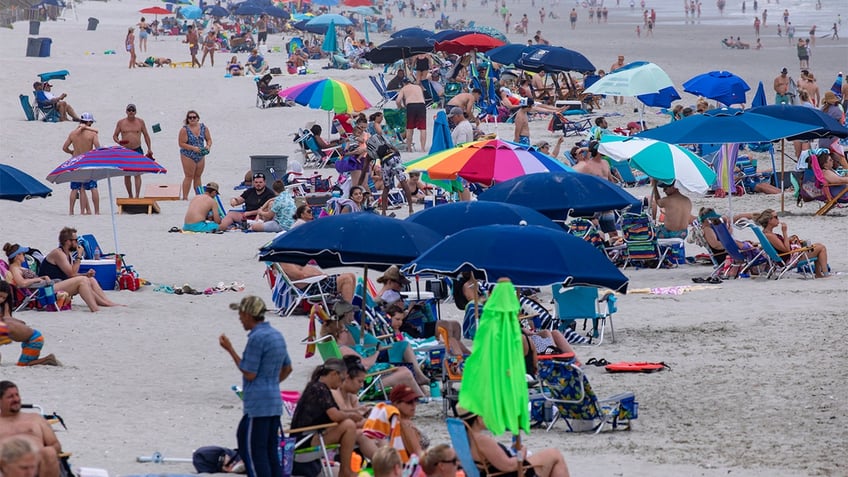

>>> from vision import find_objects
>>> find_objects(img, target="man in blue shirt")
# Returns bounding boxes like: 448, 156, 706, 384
220, 296, 292, 477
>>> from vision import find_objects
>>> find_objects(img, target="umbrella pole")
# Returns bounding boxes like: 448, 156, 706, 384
360, 265, 368, 345
780, 139, 786, 213
108, 177, 120, 255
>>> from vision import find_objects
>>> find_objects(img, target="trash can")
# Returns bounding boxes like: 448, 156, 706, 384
250, 155, 288, 181
26, 37, 42, 57
87, 17, 99, 31
29, 20, 40, 35
38, 37, 52, 57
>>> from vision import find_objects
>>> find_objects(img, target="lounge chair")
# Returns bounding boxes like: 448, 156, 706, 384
710, 218, 768, 279
266, 263, 330, 317
620, 213, 677, 269
795, 152, 848, 215
438, 327, 467, 417
738, 219, 818, 279
445, 417, 539, 477
549, 112, 591, 137
306, 334, 399, 401
551, 285, 616, 344
537, 359, 637, 433
369, 73, 398, 108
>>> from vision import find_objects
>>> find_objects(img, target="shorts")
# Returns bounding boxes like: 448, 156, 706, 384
258, 31, 268, 43
595, 211, 617, 234
71, 181, 97, 190
17, 330, 44, 366
774, 93, 791, 105
381, 155, 408, 188
405, 103, 427, 131
260, 221, 284, 233
140, 30, 149, 39
656, 224, 688, 239
183, 221, 220, 233
320, 275, 339, 296
518, 135, 530, 146
190, 45, 199, 55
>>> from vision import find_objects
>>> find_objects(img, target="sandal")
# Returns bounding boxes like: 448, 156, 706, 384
168, 226, 181, 233
691, 277, 707, 283
585, 358, 609, 367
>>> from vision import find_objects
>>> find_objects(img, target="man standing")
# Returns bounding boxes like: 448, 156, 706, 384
395, 79, 427, 152
256, 14, 268, 45
219, 297, 292, 477
574, 140, 620, 240
61, 113, 100, 215
113, 103, 153, 198
220, 172, 277, 230
609, 55, 626, 104
652, 181, 693, 238
185, 25, 200, 68
0, 381, 62, 477
449, 107, 474, 145
183, 182, 222, 232
513, 99, 533, 145
773, 67, 792, 104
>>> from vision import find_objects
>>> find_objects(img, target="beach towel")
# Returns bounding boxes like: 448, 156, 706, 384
362, 402, 409, 462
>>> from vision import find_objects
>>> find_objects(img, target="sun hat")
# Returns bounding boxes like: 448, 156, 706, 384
823, 91, 839, 104
7, 246, 29, 260
389, 384, 421, 403
376, 265, 409, 285
229, 295, 267, 317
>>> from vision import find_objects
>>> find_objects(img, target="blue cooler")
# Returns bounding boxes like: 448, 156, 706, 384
669, 242, 686, 265
78, 259, 117, 290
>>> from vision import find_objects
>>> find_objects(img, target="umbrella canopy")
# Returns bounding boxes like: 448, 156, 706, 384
598, 136, 717, 194
321, 20, 337, 53
683, 70, 751, 106
391, 27, 435, 38
342, 0, 370, 5
407, 201, 562, 237
435, 33, 505, 54
293, 19, 330, 34
583, 61, 675, 97
751, 81, 768, 108
484, 43, 529, 65
404, 224, 630, 291
312, 0, 340, 5
477, 171, 641, 219
465, 24, 508, 42
636, 107, 821, 144
363, 36, 434, 64
747, 104, 848, 140
0, 164, 52, 202
404, 139, 571, 185
140, 6, 172, 15
459, 280, 529, 436
179, 5, 203, 19
263, 5, 290, 18
205, 5, 230, 16
258, 213, 443, 269
349, 5, 380, 15
307, 13, 352, 26
235, 3, 264, 15
637, 85, 681, 108
162, 0, 191, 4
430, 29, 466, 41
514, 45, 595, 73
278, 78, 371, 113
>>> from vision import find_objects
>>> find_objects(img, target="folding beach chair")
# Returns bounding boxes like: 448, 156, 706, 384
446, 417, 539, 477
795, 151, 848, 215
20, 94, 37, 121
711, 219, 768, 279
551, 285, 617, 345
550, 113, 591, 137
518, 294, 591, 345
739, 220, 818, 279
306, 334, 396, 401
620, 213, 681, 269
20, 403, 75, 476
537, 360, 637, 433
369, 73, 398, 108
266, 263, 330, 317
438, 327, 467, 416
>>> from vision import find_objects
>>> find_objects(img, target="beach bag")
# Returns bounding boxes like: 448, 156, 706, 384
192, 446, 240, 473
36, 284, 57, 308
118, 272, 140, 291
279, 436, 295, 477
335, 155, 362, 174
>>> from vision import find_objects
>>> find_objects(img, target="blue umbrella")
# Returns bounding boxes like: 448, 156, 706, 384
363, 36, 434, 64
637, 85, 681, 108
636, 107, 821, 144
404, 224, 629, 291
312, 0, 340, 6
747, 104, 848, 140
406, 202, 562, 237
484, 43, 528, 65
235, 3, 264, 15
162, 0, 192, 4
477, 171, 641, 220
180, 5, 202, 19
263, 5, 290, 18
257, 213, 443, 269
293, 19, 329, 34
204, 5, 230, 17
514, 45, 595, 73
683, 70, 751, 106
0, 164, 52, 202
307, 13, 351, 26
430, 29, 466, 41
751, 81, 768, 108
392, 27, 435, 38
350, 6, 380, 16
321, 20, 337, 53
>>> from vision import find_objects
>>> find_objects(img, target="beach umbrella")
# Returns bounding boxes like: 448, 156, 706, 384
637, 85, 681, 109
180, 5, 203, 19
484, 43, 529, 65
583, 61, 674, 97
278, 78, 371, 113
0, 164, 52, 202
312, 0, 340, 5
430, 29, 466, 41
235, 3, 264, 15
321, 20, 337, 53
162, 0, 192, 4
404, 224, 630, 291
204, 5, 230, 16
406, 201, 562, 237
477, 171, 641, 219
465, 24, 508, 42
751, 81, 768, 108
293, 19, 329, 33
747, 105, 848, 140
263, 5, 290, 18
343, 0, 373, 6
307, 13, 351, 26
363, 36, 434, 64
683, 70, 751, 106
435, 33, 505, 54
349, 5, 380, 15
391, 27, 435, 38
459, 280, 529, 438
513, 45, 595, 73
139, 6, 172, 15
598, 136, 717, 194
404, 139, 571, 185
46, 147, 167, 254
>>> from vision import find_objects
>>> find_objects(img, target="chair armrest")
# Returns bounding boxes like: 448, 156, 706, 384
291, 275, 327, 286
285, 422, 338, 434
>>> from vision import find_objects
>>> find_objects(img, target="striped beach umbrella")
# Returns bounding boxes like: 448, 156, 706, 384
278, 78, 371, 113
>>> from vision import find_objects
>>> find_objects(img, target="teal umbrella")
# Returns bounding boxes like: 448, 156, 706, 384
321, 20, 337, 53
459, 280, 530, 437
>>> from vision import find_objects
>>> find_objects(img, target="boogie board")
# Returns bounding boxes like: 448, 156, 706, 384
604, 361, 669, 373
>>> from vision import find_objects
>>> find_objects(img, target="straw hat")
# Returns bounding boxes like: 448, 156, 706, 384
823, 91, 839, 105
377, 265, 409, 285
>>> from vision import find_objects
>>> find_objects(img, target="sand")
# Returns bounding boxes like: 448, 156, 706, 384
1, 0, 846, 476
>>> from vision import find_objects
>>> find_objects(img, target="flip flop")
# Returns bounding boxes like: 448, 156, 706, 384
691, 277, 707, 283
168, 227, 181, 233
585, 358, 609, 367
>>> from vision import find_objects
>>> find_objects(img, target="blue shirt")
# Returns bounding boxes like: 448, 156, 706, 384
240, 321, 290, 417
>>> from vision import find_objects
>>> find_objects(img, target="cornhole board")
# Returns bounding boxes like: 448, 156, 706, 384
143, 183, 180, 200
116, 198, 160, 214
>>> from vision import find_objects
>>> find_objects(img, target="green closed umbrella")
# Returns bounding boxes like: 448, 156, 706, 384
458, 279, 530, 437
321, 20, 337, 54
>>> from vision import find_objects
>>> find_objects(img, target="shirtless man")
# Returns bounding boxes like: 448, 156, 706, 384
796, 71, 820, 106
0, 381, 62, 477
61, 113, 100, 215
609, 55, 626, 104
574, 141, 620, 240
113, 103, 153, 198
652, 181, 693, 238
183, 182, 222, 233
280, 263, 356, 304
446, 88, 482, 120
395, 79, 427, 152
184, 25, 200, 68
530, 71, 552, 101
513, 100, 533, 145
773, 67, 792, 104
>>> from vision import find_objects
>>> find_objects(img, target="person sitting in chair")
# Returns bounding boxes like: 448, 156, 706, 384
226, 56, 243, 76
0, 381, 64, 477
33, 82, 79, 122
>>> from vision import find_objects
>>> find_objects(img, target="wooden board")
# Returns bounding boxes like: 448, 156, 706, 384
143, 184, 180, 200
116, 198, 160, 215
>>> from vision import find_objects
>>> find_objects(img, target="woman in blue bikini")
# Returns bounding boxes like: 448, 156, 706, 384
178, 110, 212, 200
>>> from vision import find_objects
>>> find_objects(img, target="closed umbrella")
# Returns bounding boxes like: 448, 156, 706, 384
422, 110, 463, 193
683, 70, 750, 106
321, 20, 337, 53
751, 81, 768, 108
0, 164, 52, 202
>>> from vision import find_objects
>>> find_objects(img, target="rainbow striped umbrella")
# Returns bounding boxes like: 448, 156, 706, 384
278, 78, 371, 114
404, 138, 572, 185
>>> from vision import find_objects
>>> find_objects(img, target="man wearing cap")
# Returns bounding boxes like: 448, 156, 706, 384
219, 296, 292, 477
449, 107, 474, 146
183, 182, 223, 232
34, 81, 79, 122
219, 172, 277, 230
774, 68, 792, 104
61, 113, 101, 215
113, 104, 153, 198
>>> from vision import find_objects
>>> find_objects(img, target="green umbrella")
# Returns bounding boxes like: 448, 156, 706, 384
321, 20, 337, 54
458, 279, 530, 437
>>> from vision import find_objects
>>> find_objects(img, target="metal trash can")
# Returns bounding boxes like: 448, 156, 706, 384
38, 37, 52, 57
29, 20, 40, 35
87, 17, 99, 31
26, 37, 42, 57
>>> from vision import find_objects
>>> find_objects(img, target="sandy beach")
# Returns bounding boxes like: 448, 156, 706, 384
1, 0, 847, 476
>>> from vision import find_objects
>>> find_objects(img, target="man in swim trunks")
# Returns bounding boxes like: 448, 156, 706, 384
183, 182, 223, 232
220, 173, 277, 230
256, 14, 268, 45
62, 113, 100, 215
652, 181, 693, 239
513, 99, 533, 145
395, 79, 427, 152
609, 55, 626, 104
773, 67, 792, 104
0, 381, 63, 477
113, 104, 153, 198
185, 25, 200, 68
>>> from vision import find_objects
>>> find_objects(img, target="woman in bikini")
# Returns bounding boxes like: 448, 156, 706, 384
413, 53, 430, 84
137, 17, 149, 53
200, 30, 218, 67
177, 110, 212, 199
126, 27, 136, 69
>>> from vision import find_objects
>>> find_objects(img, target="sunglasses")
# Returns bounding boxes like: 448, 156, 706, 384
127, 108, 136, 112
187, 115, 199, 119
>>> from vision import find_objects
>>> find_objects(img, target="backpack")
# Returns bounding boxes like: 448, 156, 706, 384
192, 446, 240, 473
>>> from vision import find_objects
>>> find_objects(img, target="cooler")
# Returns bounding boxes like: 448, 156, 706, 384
78, 259, 118, 291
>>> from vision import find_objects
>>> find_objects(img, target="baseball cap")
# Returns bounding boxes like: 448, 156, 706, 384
229, 295, 267, 317
80, 112, 95, 123
332, 300, 356, 318
780, 67, 788, 74
126, 103, 137, 111
204, 182, 219, 193
43, 82, 52, 87
389, 384, 421, 404
449, 107, 464, 117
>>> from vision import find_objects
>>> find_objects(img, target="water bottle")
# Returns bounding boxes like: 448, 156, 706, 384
543, 401, 553, 423
93, 246, 101, 260
429, 381, 442, 400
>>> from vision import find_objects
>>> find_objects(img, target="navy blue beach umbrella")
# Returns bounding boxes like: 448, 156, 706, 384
516, 45, 595, 73
391, 27, 435, 38
204, 5, 229, 17
0, 164, 52, 202
406, 201, 562, 237
363, 36, 434, 64
747, 104, 848, 140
